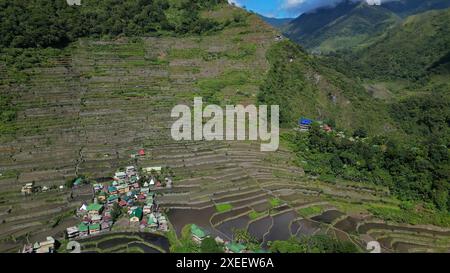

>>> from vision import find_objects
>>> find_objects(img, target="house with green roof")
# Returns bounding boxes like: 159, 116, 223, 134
86, 203, 103, 216
130, 207, 143, 223
73, 177, 84, 187
147, 214, 158, 229
89, 223, 101, 234
107, 194, 119, 204
225, 243, 246, 253
191, 224, 207, 243
78, 223, 89, 237
98, 192, 107, 202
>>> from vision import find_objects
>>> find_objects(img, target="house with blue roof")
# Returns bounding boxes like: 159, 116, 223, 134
299, 117, 314, 131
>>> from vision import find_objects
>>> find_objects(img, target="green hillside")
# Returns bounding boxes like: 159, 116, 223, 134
258, 40, 393, 133
383, 0, 450, 17
356, 8, 450, 80
283, 0, 450, 53
284, 1, 400, 53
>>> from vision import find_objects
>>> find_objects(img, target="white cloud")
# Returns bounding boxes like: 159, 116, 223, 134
283, 0, 307, 9
227, 0, 241, 6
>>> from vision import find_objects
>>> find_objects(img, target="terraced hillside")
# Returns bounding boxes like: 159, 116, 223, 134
0, 5, 449, 253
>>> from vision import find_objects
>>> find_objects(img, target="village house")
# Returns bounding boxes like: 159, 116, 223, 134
147, 213, 158, 229
98, 192, 107, 202
91, 214, 102, 223
158, 215, 168, 231
140, 187, 150, 194
108, 186, 118, 195
165, 177, 173, 189
142, 166, 162, 175
76, 203, 88, 217
116, 185, 127, 194
87, 203, 103, 216
89, 223, 101, 235
225, 242, 246, 253
21, 183, 35, 195
126, 166, 136, 175
101, 221, 111, 231
144, 203, 154, 214
66, 0, 81, 6
119, 200, 128, 207
93, 183, 103, 192
114, 172, 127, 180
78, 223, 89, 237
191, 224, 207, 244
107, 194, 119, 204
34, 237, 56, 253
66, 226, 79, 239
215, 236, 225, 245
129, 207, 143, 223
298, 118, 313, 132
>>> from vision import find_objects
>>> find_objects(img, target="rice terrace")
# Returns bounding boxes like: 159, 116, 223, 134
0, 0, 449, 255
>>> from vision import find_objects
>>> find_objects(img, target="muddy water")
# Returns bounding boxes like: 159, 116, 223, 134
358, 222, 450, 237
251, 202, 271, 212
290, 220, 300, 235
79, 232, 170, 252
128, 242, 161, 253
295, 219, 321, 237
216, 215, 251, 240
211, 207, 252, 226
263, 210, 298, 244
248, 216, 272, 241
334, 216, 360, 233
167, 207, 216, 237
97, 237, 135, 249
311, 210, 345, 224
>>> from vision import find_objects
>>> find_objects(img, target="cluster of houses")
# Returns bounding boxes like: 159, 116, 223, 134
66, 202, 111, 239
22, 237, 56, 253
21, 182, 64, 195
65, 165, 171, 239
190, 224, 267, 253
298, 117, 332, 133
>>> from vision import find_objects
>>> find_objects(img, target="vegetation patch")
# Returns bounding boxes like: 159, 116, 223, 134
215, 203, 233, 213
269, 198, 283, 208
298, 206, 324, 218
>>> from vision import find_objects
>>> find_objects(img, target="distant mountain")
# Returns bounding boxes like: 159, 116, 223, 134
383, 0, 450, 17
258, 15, 293, 29
283, 0, 450, 53
356, 8, 450, 80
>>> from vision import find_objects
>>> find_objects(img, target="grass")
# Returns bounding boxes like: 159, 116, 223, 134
298, 206, 324, 218
368, 205, 450, 228
269, 198, 283, 208
249, 210, 267, 220
215, 203, 233, 213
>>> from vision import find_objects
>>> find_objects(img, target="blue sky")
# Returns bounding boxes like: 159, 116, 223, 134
228, 0, 347, 18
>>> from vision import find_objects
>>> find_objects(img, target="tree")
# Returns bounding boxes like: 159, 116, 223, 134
200, 237, 223, 253
111, 202, 122, 222
353, 127, 368, 138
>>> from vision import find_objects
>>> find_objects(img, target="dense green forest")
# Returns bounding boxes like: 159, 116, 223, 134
283, 117, 449, 214
0, 0, 227, 48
